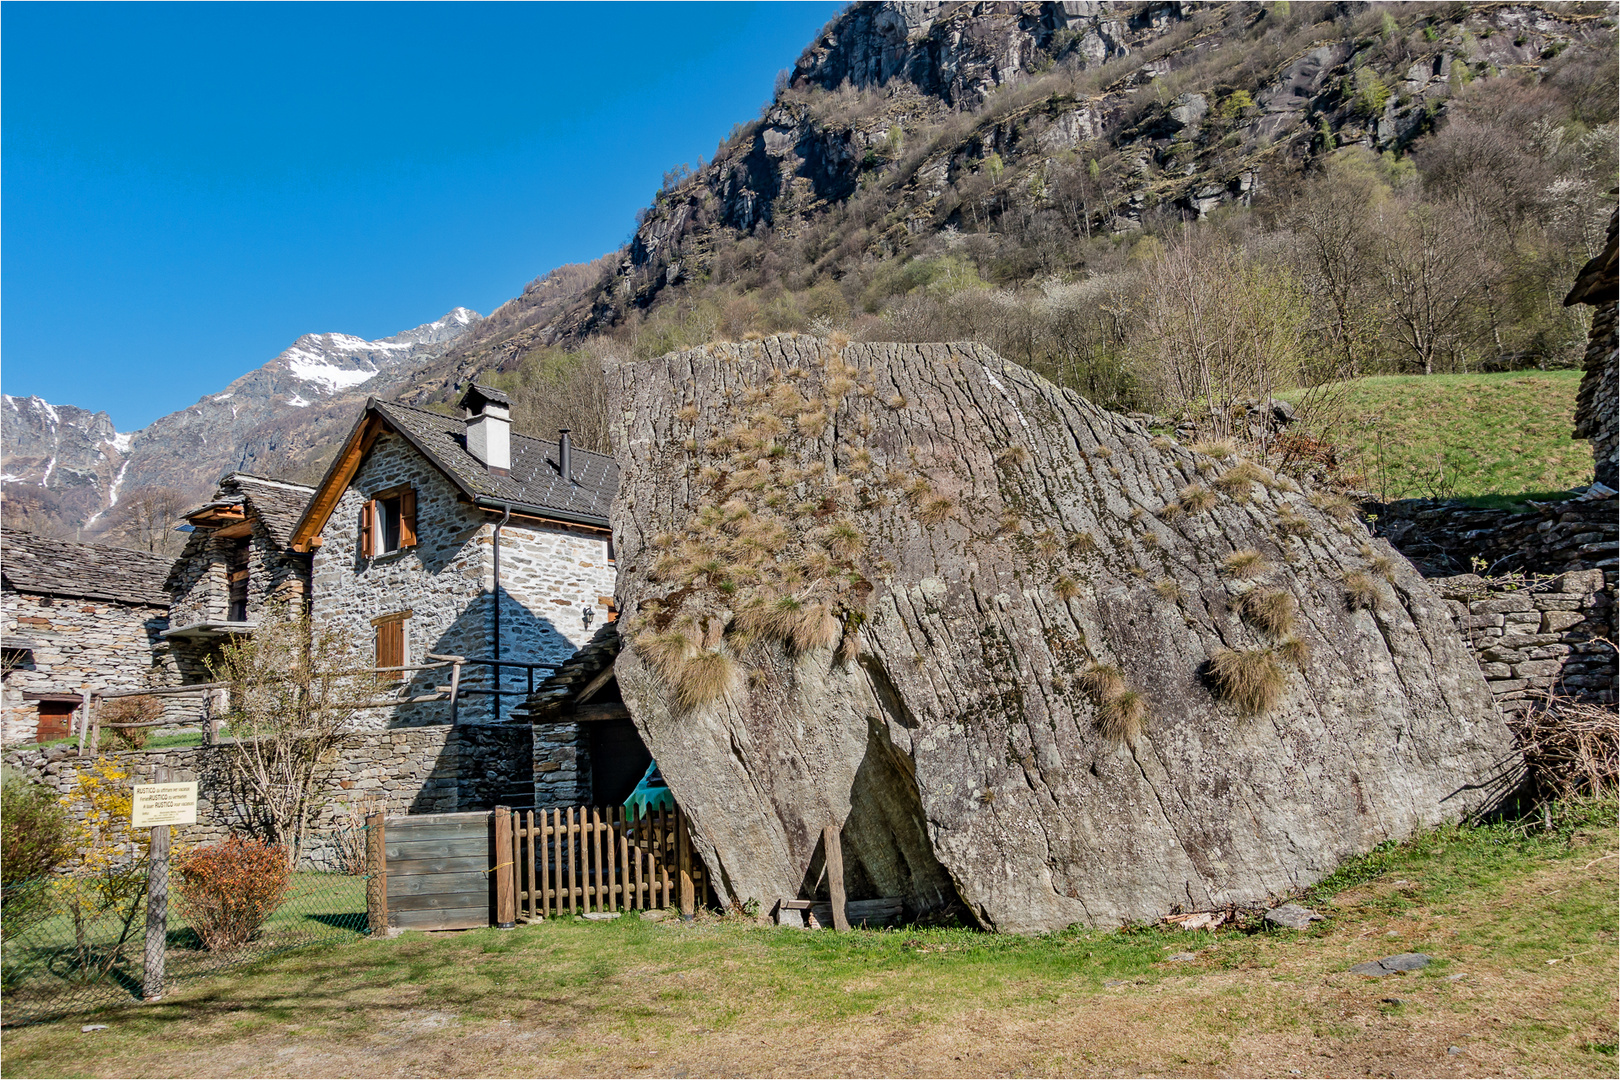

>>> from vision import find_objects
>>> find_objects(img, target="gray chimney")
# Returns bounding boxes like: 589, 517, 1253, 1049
459, 384, 511, 475
558, 429, 572, 484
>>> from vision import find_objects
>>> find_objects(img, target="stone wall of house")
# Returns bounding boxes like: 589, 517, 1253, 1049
3, 722, 532, 871
485, 522, 616, 721
312, 431, 493, 727
1574, 299, 1618, 489
1431, 569, 1614, 715
2, 588, 177, 746
169, 521, 310, 630
533, 720, 591, 807
311, 430, 618, 727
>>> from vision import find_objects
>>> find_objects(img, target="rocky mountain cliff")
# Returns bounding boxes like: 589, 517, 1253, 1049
1, 308, 480, 540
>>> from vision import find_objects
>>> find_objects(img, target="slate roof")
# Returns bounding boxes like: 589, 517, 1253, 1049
225, 474, 315, 548
371, 399, 617, 525
511, 622, 621, 722
1, 529, 174, 607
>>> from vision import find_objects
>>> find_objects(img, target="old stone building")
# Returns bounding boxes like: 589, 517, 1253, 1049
1, 530, 177, 745
290, 385, 618, 728
1567, 207, 1618, 490
165, 473, 315, 681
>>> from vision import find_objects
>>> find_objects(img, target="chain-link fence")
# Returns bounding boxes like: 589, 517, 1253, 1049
1, 825, 371, 1027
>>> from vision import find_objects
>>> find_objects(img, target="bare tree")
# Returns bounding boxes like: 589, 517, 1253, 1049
210, 603, 381, 868
1379, 199, 1490, 376
1283, 152, 1390, 378
104, 485, 187, 554
1133, 232, 1309, 442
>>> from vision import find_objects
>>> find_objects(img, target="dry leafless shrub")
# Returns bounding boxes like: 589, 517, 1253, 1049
1239, 589, 1296, 637
101, 694, 163, 750
1343, 570, 1381, 611
1209, 647, 1286, 716
1511, 694, 1618, 799
1222, 549, 1270, 578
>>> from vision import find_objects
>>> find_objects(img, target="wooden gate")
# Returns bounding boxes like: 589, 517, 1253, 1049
509, 806, 704, 920
366, 806, 705, 933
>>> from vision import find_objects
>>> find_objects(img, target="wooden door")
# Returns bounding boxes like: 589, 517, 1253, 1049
36, 701, 75, 742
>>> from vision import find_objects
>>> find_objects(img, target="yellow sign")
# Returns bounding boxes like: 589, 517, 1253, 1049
131, 782, 198, 828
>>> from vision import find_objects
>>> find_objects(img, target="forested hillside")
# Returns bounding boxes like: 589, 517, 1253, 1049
413, 1, 1616, 474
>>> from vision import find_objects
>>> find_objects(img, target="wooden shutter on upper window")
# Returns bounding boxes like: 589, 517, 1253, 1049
399, 487, 417, 548
359, 499, 375, 558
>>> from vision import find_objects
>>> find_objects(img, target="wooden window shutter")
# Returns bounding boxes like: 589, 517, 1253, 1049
376, 619, 404, 680
359, 499, 375, 558
399, 487, 418, 548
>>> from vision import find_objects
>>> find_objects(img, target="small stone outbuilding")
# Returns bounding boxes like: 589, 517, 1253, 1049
164, 472, 316, 682
1, 529, 177, 745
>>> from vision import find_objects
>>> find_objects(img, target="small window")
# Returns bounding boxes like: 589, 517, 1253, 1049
226, 539, 250, 622
373, 612, 409, 682
361, 486, 417, 558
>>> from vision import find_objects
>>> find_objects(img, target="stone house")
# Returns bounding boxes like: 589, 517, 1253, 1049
164, 472, 316, 682
1566, 206, 1617, 490
289, 385, 618, 728
1, 529, 177, 745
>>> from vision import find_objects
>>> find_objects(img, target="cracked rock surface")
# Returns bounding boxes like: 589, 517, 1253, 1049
608, 336, 1520, 932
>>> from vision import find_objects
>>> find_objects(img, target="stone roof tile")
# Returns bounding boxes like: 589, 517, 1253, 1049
1, 529, 173, 607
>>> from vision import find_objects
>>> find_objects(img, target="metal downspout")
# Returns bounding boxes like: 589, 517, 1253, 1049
493, 501, 512, 721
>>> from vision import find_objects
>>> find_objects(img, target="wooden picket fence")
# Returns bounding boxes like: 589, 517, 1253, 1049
501, 806, 704, 921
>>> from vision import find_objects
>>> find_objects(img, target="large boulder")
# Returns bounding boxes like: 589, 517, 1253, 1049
608, 336, 1521, 932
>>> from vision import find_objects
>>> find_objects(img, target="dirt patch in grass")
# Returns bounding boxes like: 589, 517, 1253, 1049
4, 803, 1614, 1078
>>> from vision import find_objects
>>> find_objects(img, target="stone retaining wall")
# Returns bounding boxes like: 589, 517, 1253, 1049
1374, 491, 1617, 581
1431, 569, 1614, 714
4, 723, 531, 870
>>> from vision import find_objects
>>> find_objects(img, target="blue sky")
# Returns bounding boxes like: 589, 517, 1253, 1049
2, 1, 843, 431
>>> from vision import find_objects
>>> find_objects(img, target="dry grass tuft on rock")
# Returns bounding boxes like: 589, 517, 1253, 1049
675, 650, 739, 709
1369, 555, 1397, 581
919, 496, 956, 525
1276, 636, 1311, 669
1343, 571, 1381, 611
1054, 575, 1081, 601
1190, 439, 1236, 460
1222, 549, 1270, 579
1239, 589, 1296, 638
1208, 647, 1286, 716
1152, 578, 1183, 601
1098, 690, 1146, 744
1276, 508, 1313, 537
1179, 484, 1217, 513
1309, 491, 1358, 522
637, 629, 700, 682
1068, 531, 1099, 555
995, 446, 1032, 469
1213, 460, 1268, 498
1077, 663, 1126, 702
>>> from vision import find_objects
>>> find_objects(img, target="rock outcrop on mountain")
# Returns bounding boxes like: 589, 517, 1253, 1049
608, 336, 1520, 931
1, 309, 480, 538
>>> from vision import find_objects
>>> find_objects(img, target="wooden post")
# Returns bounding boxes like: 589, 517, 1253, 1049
86, 690, 98, 756
494, 806, 516, 928
448, 661, 462, 726
677, 809, 695, 918
366, 812, 388, 936
524, 810, 536, 922
823, 824, 849, 932
143, 766, 170, 1000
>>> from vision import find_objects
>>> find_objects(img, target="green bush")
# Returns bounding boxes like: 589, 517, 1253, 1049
1, 766, 71, 889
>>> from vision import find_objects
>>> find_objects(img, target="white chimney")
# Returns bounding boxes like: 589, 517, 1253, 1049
459, 384, 511, 474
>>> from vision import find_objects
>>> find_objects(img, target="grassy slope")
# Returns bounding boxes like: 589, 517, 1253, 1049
1319, 371, 1590, 505
3, 802, 1614, 1079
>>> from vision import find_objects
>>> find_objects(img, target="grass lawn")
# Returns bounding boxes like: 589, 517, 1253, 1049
3, 800, 1614, 1079
1302, 370, 1590, 505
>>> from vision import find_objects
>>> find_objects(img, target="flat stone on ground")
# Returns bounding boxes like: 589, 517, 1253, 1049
1264, 903, 1324, 930
1349, 952, 1432, 976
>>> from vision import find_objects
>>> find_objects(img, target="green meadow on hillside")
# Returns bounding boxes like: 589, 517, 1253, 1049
1314, 370, 1589, 505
